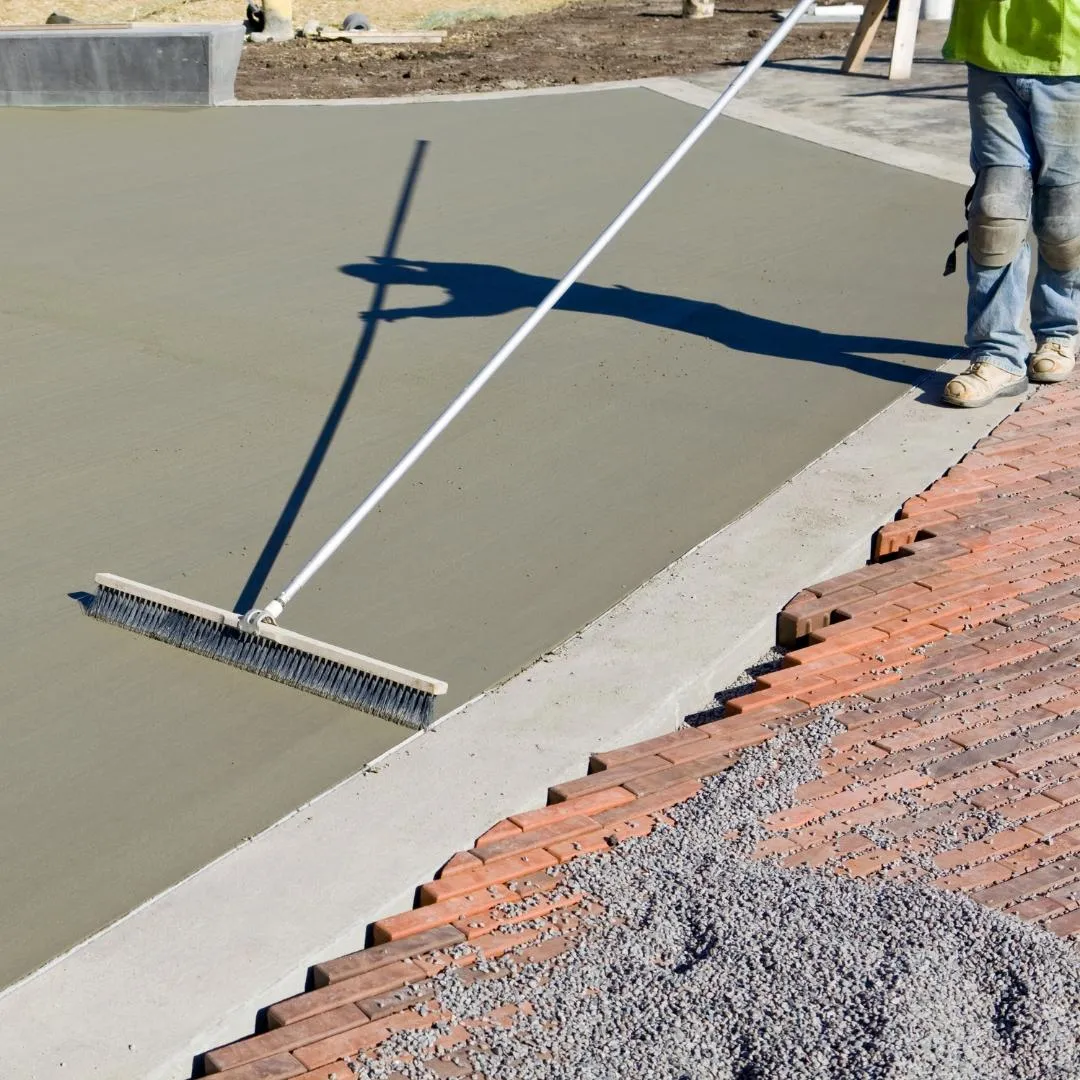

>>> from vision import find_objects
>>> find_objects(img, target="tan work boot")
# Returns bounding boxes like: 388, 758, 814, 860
1028, 339, 1076, 384
942, 360, 1028, 408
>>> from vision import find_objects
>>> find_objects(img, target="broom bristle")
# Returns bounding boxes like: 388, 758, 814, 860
88, 584, 437, 730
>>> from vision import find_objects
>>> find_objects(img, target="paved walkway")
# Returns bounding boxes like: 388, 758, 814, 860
198, 381, 1080, 1077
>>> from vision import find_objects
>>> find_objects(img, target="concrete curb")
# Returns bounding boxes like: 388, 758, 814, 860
647, 77, 972, 186
0, 357, 1019, 1080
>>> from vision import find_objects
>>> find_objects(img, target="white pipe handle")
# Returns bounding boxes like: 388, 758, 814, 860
262, 0, 818, 616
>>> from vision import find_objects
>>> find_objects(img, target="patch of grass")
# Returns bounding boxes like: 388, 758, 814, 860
418, 6, 500, 28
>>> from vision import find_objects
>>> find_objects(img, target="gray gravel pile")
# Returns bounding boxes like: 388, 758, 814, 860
357, 711, 1080, 1080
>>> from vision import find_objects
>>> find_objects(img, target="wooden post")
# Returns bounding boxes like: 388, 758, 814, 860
888, 0, 921, 79
841, 0, 890, 74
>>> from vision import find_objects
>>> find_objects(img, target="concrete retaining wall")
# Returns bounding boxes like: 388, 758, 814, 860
0, 24, 244, 106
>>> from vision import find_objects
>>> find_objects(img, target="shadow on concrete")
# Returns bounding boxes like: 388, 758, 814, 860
849, 81, 966, 101
339, 257, 956, 386
232, 139, 429, 615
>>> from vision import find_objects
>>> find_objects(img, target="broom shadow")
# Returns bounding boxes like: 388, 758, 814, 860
232, 139, 430, 615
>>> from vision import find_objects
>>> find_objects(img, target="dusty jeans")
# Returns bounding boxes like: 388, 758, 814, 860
966, 63, 1080, 375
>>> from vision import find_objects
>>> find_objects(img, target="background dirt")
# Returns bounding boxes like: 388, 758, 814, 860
2, 0, 569, 32
235, 0, 890, 99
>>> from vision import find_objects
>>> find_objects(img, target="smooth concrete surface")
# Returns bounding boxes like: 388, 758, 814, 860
0, 24, 244, 106
2, 88, 966, 998
0, 355, 1021, 1080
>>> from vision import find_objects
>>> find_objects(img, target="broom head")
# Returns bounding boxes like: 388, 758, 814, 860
87, 573, 447, 730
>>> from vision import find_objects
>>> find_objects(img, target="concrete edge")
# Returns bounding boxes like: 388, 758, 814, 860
225, 73, 681, 107
646, 77, 973, 186
0, 358, 1021, 1080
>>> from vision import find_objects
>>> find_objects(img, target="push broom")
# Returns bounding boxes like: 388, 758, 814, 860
87, 0, 818, 730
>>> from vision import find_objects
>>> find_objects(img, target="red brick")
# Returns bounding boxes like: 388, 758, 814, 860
807, 567, 884, 597
934, 827, 1042, 871
797, 628, 889, 659
357, 982, 436, 1022
473, 820, 521, 846
546, 830, 611, 862
509, 787, 634, 829
972, 857, 1080, 909
937, 860, 1018, 892
1044, 907, 1080, 936
793, 799, 908, 844
665, 722, 772, 759
268, 959, 424, 1028
917, 764, 1014, 805
781, 842, 842, 869
437, 852, 482, 878
1045, 778, 1080, 804
591, 779, 702, 826
518, 933, 578, 965
755, 667, 838, 696
1007, 732, 1080, 773
547, 755, 670, 803
875, 713, 969, 752
1047, 878, 1080, 910
1044, 694, 1080, 717
851, 740, 957, 781
471, 817, 596, 864
858, 626, 948, 664
807, 619, 890, 646
621, 752, 737, 797
204, 1005, 366, 1073
209, 1055, 307, 1080
467, 925, 546, 962
801, 769, 934, 823
995, 794, 1061, 822
313, 926, 466, 988
1008, 895, 1070, 921
763, 806, 821, 831
839, 850, 900, 878
372, 886, 520, 944
756, 835, 798, 857
951, 710, 1053, 750
795, 773, 853, 802
420, 850, 558, 905
1023, 800, 1080, 838
289, 1064, 368, 1080
292, 1006, 448, 1069
588, 730, 708, 772
924, 734, 1030, 780
798, 668, 906, 707
776, 591, 835, 645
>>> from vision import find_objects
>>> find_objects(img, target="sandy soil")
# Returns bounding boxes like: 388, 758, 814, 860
234, 0, 882, 99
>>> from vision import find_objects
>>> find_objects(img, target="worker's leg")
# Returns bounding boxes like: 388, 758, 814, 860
943, 65, 1035, 406
1027, 75, 1080, 382
965, 66, 1035, 375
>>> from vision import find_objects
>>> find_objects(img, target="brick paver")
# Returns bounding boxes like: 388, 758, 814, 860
199, 384, 1080, 1079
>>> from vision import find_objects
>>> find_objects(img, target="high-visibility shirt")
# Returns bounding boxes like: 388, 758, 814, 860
944, 0, 1080, 76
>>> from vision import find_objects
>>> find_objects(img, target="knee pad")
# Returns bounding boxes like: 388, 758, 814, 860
969, 166, 1032, 268
1035, 183, 1080, 271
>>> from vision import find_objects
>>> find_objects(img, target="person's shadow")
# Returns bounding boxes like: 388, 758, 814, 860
340, 256, 957, 386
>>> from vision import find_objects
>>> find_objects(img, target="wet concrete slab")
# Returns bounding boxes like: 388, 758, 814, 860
0, 87, 963, 988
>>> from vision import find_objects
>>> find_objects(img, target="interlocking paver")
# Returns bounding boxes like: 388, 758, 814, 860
199, 383, 1080, 1079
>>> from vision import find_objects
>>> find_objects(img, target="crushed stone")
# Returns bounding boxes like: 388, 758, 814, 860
354, 707, 1080, 1080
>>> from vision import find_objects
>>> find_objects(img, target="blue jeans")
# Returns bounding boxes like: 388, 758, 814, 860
967, 63, 1080, 375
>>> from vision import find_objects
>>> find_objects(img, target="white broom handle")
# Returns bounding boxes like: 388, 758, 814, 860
262, 0, 816, 618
